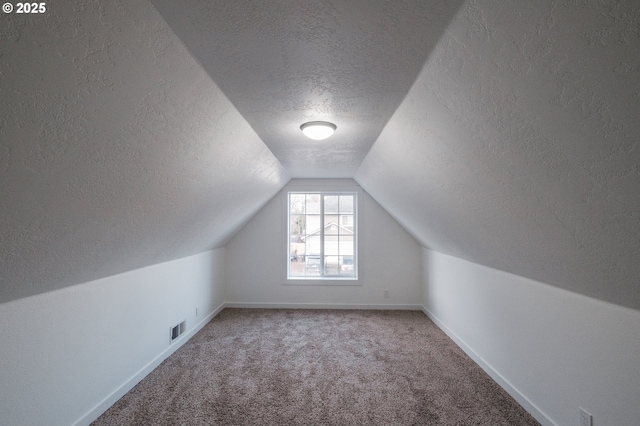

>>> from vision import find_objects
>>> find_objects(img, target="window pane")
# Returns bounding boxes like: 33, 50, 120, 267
290, 194, 305, 214
339, 215, 353, 234
305, 255, 321, 276
289, 246, 305, 276
306, 235, 320, 255
340, 235, 354, 255
324, 215, 340, 235
306, 194, 320, 214
290, 215, 305, 236
291, 240, 305, 255
339, 255, 354, 276
339, 195, 353, 214
306, 215, 320, 236
324, 256, 340, 275
324, 195, 339, 214
324, 236, 339, 255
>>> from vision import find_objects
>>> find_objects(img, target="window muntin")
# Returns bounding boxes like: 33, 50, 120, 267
288, 192, 356, 279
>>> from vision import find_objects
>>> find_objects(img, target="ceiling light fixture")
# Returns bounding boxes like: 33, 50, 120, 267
300, 121, 337, 140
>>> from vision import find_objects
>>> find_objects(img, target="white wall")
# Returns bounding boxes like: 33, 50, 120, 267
226, 179, 422, 309
422, 248, 640, 426
0, 249, 226, 426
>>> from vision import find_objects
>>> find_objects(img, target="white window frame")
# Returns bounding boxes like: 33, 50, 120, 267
287, 191, 358, 280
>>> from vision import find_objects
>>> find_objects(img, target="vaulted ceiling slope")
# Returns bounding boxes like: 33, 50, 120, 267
2, 0, 639, 311
356, 0, 640, 310
0, 1, 289, 304
149, 0, 464, 178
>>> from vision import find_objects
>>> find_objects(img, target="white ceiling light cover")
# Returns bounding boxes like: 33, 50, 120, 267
300, 121, 337, 140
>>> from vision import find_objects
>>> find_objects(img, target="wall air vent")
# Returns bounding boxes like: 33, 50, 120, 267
170, 320, 186, 344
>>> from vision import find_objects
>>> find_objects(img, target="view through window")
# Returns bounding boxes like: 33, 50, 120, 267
288, 192, 357, 279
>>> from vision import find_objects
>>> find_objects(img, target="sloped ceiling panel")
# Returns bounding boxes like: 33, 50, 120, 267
148, 0, 464, 178
356, 0, 640, 309
0, 1, 289, 304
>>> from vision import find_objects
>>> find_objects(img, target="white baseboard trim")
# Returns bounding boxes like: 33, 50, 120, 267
73, 303, 225, 426
421, 305, 556, 426
225, 302, 423, 310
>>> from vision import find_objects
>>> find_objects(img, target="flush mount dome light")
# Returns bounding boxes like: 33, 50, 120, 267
300, 121, 337, 140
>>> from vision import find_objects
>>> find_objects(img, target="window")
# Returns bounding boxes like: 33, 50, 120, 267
288, 192, 357, 279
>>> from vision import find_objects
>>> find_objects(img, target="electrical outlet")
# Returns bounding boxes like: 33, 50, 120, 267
384, 289, 390, 298
196, 306, 199, 317
580, 407, 592, 426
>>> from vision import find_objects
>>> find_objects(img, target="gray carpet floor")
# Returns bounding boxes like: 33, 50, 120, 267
93, 309, 539, 425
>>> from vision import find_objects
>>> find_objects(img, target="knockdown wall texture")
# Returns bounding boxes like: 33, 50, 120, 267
225, 179, 422, 308
0, 0, 289, 304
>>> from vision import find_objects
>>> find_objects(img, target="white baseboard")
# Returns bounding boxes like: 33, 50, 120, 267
73, 303, 225, 426
421, 306, 556, 426
225, 302, 423, 310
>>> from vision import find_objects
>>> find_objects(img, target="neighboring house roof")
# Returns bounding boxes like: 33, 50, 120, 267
304, 222, 354, 239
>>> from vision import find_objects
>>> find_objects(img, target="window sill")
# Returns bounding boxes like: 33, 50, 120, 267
284, 277, 361, 286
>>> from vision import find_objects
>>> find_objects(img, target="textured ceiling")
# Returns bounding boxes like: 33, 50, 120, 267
2, 0, 639, 311
356, 0, 640, 310
148, 0, 464, 177
0, 1, 289, 303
